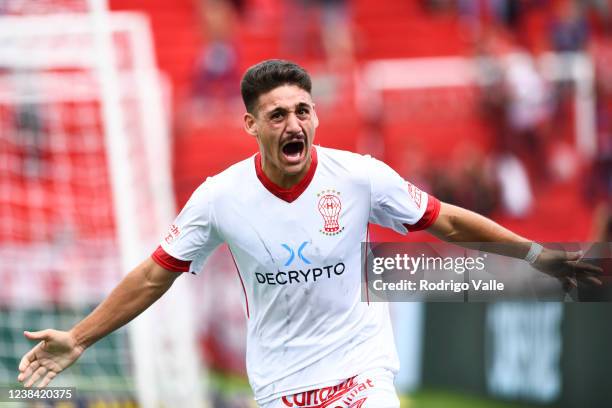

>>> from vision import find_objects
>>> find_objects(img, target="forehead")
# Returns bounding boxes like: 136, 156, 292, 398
256, 85, 313, 113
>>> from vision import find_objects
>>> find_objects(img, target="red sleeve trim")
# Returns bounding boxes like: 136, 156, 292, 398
151, 245, 191, 272
404, 195, 441, 232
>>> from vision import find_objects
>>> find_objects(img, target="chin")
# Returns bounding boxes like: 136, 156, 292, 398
283, 162, 307, 176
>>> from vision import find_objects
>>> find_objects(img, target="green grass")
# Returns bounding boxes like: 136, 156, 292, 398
402, 389, 539, 408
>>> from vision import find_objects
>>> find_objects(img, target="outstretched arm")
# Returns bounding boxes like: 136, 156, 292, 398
18, 257, 180, 387
427, 202, 602, 287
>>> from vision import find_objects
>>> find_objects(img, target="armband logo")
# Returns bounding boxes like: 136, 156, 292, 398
407, 182, 423, 208
164, 224, 181, 244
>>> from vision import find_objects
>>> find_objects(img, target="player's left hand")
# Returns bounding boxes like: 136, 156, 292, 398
532, 249, 603, 291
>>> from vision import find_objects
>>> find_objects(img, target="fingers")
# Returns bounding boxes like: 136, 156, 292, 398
561, 257, 604, 287
17, 359, 40, 383
24, 365, 47, 388
18, 341, 44, 376
571, 261, 604, 276
569, 260, 604, 287
562, 276, 578, 292
565, 251, 584, 261
18, 346, 36, 372
37, 371, 57, 388
581, 275, 603, 286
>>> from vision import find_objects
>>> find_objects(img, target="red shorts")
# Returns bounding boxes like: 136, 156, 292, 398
261, 368, 400, 408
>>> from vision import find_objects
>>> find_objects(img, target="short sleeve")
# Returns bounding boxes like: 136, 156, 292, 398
152, 181, 223, 274
367, 156, 441, 234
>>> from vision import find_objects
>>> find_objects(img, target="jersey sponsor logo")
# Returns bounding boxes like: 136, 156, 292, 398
255, 262, 345, 286
317, 189, 344, 236
163, 224, 180, 244
281, 375, 373, 407
407, 182, 423, 208
282, 241, 311, 266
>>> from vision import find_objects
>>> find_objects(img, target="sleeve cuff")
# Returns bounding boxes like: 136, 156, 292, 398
151, 245, 191, 272
404, 195, 441, 232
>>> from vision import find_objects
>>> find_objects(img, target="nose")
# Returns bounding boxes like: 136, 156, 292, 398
285, 112, 301, 134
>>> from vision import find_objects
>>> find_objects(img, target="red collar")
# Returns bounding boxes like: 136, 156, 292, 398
254, 146, 318, 203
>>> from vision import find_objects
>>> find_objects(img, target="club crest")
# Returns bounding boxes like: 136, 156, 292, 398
317, 189, 344, 236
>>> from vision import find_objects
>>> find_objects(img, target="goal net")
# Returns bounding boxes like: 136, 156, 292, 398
0, 2, 205, 406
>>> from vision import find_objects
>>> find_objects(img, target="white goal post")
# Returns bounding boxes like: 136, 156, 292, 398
0, 4, 206, 407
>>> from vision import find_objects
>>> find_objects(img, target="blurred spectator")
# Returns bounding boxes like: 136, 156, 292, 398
452, 145, 500, 216
456, 0, 523, 29
474, 38, 535, 217
429, 167, 459, 207
423, 0, 455, 13
495, 153, 533, 217
503, 52, 554, 181
477, 30, 554, 183
591, 202, 612, 241
476, 27, 509, 142
426, 146, 500, 217
454, 0, 543, 45
504, 53, 551, 143
175, 0, 243, 135
585, 37, 612, 205
584, 0, 612, 34
283, 0, 354, 69
15, 103, 43, 178
191, 0, 243, 113
550, 0, 589, 52
12, 72, 44, 178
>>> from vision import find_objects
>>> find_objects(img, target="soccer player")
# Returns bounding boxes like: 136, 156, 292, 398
17, 60, 601, 407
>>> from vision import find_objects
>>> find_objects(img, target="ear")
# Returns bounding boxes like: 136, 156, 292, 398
243, 112, 258, 137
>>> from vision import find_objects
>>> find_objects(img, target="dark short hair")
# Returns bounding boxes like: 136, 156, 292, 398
240, 59, 312, 114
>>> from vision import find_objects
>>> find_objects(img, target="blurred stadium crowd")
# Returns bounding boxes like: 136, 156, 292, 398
107, 0, 612, 243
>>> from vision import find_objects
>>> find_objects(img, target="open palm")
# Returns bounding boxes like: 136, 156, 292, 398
17, 329, 84, 388
533, 249, 603, 290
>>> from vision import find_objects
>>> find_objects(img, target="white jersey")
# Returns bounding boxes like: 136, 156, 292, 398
152, 146, 440, 404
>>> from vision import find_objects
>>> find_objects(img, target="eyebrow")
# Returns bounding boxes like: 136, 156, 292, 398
265, 102, 312, 116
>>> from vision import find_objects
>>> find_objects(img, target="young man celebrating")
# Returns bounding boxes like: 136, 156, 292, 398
18, 60, 600, 407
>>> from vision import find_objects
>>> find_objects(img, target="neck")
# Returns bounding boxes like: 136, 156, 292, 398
262, 155, 312, 189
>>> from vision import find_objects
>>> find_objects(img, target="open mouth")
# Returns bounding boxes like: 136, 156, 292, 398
281, 140, 305, 162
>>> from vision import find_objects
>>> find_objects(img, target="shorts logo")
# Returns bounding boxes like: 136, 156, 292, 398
317, 189, 344, 236
407, 182, 423, 208
164, 224, 180, 244
281, 375, 373, 407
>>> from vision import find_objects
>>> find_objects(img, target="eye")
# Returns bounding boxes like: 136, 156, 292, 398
297, 107, 310, 118
270, 111, 284, 122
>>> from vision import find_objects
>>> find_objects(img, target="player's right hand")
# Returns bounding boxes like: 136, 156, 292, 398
17, 329, 85, 387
